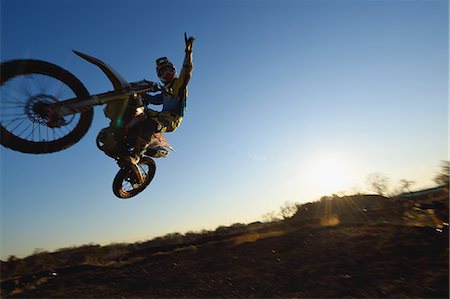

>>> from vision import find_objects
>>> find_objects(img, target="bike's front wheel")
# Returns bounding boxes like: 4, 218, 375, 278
113, 157, 156, 199
0, 59, 93, 154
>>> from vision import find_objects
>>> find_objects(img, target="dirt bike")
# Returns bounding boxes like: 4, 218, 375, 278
0, 50, 174, 198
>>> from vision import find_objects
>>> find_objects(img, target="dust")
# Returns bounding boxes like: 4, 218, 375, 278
234, 230, 285, 245
320, 214, 340, 226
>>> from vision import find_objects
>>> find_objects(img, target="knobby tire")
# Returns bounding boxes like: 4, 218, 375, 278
0, 59, 93, 154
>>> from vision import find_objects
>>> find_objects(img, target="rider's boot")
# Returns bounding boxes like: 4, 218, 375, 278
124, 137, 150, 165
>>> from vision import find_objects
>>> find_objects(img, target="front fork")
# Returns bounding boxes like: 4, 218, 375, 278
118, 158, 145, 185
97, 128, 145, 185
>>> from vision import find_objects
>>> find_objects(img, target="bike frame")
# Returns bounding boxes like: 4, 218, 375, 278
51, 84, 157, 116
48, 50, 160, 118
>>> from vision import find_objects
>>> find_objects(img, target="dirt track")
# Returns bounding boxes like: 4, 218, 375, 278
2, 223, 448, 298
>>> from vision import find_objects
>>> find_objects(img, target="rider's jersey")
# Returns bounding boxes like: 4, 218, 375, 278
144, 52, 193, 117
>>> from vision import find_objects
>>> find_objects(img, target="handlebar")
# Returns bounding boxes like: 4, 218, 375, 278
129, 80, 162, 92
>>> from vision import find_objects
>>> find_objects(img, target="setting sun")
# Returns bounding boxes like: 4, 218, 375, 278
305, 152, 358, 195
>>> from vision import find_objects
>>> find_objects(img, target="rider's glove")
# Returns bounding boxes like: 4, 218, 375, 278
184, 32, 195, 53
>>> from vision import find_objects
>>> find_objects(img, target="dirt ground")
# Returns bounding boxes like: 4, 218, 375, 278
2, 223, 448, 298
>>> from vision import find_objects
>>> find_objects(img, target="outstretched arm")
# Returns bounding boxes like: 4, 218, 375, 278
179, 33, 195, 84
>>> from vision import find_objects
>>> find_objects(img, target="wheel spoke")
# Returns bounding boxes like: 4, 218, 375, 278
18, 75, 34, 98
1, 105, 26, 109
16, 121, 34, 138
4, 115, 29, 130
1, 60, 92, 154
2, 89, 27, 104
2, 79, 29, 99
1, 112, 27, 117
34, 73, 51, 94
1, 72, 79, 143
25, 122, 36, 140
54, 80, 73, 99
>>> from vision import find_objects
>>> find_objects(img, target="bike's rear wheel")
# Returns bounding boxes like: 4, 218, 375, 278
113, 157, 156, 199
0, 59, 93, 154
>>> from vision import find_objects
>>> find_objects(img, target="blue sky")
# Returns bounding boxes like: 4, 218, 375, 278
1, 0, 448, 259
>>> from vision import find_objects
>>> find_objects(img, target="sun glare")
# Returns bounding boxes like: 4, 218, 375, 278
305, 153, 357, 195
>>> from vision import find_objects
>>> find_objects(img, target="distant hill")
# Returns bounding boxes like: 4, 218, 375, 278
1, 187, 448, 298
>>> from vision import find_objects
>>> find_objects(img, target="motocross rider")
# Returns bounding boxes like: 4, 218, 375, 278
127, 33, 195, 164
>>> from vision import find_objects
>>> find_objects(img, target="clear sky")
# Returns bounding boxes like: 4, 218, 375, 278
1, 0, 448, 259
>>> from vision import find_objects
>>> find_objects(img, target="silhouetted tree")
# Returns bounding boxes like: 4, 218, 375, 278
7, 255, 18, 262
366, 173, 390, 196
262, 211, 280, 222
399, 179, 415, 193
434, 160, 449, 186
279, 201, 298, 219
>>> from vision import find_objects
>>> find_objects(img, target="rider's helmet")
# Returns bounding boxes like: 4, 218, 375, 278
156, 57, 177, 84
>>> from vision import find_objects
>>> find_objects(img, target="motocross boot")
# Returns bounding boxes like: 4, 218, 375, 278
124, 137, 150, 165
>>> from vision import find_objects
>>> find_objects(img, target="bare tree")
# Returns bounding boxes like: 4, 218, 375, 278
279, 201, 298, 219
351, 184, 363, 196
434, 160, 449, 186
399, 179, 415, 193
366, 173, 390, 196
262, 211, 280, 223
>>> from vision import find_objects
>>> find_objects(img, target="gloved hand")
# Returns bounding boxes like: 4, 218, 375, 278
184, 32, 195, 52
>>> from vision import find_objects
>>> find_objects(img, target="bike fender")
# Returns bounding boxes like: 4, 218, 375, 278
154, 133, 175, 152
73, 50, 130, 91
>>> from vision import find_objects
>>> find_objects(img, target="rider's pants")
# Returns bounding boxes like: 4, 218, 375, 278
141, 111, 183, 140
